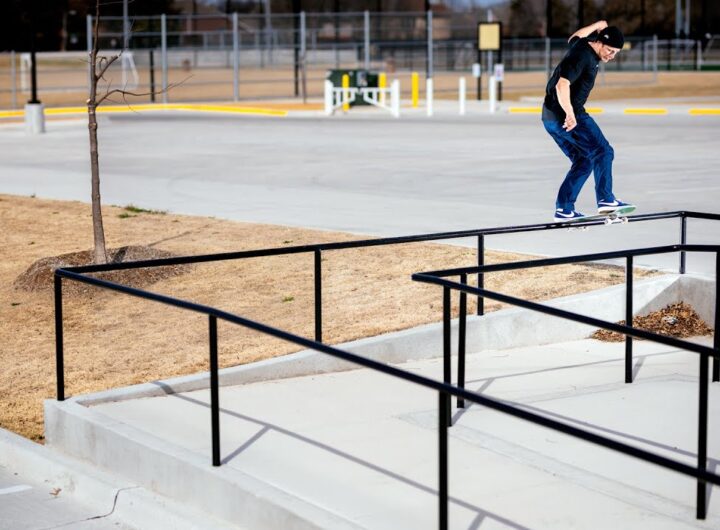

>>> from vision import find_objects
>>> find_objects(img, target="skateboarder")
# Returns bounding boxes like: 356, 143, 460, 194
543, 20, 634, 221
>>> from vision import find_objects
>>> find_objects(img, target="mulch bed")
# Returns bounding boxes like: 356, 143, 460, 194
13, 245, 189, 294
592, 302, 713, 342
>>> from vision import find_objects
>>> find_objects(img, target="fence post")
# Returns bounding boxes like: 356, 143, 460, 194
391, 79, 400, 118
651, 35, 658, 81
149, 50, 156, 102
411, 71, 419, 108
314, 249, 322, 343
300, 11, 307, 103
364, 10, 370, 70
458, 76, 466, 116
457, 274, 467, 409
545, 37, 551, 81
86, 15, 93, 92
713, 252, 719, 382
426, 77, 433, 116
442, 287, 452, 427
10, 50, 17, 109
209, 315, 221, 466
477, 234, 485, 316
426, 10, 433, 79
54, 275, 65, 402
208, 315, 220, 466
161, 13, 168, 104
438, 391, 449, 530
697, 351, 709, 519
324, 80, 333, 115
680, 214, 687, 274
625, 256, 634, 384
232, 12, 239, 102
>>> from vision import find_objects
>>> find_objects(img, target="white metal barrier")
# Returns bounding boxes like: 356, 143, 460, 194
324, 79, 400, 118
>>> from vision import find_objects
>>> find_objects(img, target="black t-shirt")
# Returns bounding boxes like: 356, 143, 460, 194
542, 37, 600, 122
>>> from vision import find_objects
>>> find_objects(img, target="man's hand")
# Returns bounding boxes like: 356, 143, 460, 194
563, 113, 577, 131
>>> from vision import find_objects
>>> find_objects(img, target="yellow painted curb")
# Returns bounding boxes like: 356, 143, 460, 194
689, 109, 720, 115
0, 104, 288, 119
508, 107, 541, 113
508, 107, 603, 114
623, 108, 668, 115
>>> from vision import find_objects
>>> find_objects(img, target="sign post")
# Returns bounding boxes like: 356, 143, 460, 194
477, 22, 502, 101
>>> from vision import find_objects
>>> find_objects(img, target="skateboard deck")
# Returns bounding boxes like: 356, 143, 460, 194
561, 205, 636, 226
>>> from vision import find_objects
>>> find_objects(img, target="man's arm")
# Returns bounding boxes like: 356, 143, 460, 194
556, 77, 576, 131
568, 20, 608, 42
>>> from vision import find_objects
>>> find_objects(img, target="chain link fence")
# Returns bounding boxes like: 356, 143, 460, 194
1, 13, 718, 109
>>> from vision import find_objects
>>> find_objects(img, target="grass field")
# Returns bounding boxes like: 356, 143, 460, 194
0, 194, 660, 442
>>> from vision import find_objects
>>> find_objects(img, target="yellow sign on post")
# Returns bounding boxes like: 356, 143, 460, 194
477, 22, 502, 51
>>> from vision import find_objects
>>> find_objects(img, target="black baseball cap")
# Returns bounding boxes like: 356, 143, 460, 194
598, 26, 624, 49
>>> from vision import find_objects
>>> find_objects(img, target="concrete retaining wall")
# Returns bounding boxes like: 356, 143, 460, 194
73, 274, 709, 408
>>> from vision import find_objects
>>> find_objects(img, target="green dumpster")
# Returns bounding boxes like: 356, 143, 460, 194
326, 69, 379, 106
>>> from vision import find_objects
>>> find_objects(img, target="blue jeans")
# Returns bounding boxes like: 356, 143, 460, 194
543, 114, 615, 211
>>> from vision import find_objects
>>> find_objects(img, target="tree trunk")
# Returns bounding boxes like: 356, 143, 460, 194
89, 0, 107, 265
88, 101, 107, 264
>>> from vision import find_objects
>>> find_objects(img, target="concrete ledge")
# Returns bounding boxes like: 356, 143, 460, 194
0, 427, 238, 530
43, 400, 364, 530
77, 274, 688, 407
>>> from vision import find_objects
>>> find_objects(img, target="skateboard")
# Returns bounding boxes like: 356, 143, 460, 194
560, 205, 636, 229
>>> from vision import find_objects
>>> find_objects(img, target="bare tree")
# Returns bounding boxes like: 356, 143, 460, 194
87, 0, 181, 264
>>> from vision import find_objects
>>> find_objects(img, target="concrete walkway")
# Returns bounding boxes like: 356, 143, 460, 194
45, 337, 720, 529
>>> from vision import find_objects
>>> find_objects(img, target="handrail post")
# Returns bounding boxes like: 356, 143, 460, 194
680, 214, 687, 274
314, 249, 322, 343
713, 252, 719, 382
54, 274, 65, 401
697, 351, 709, 519
438, 391, 449, 530
625, 256, 634, 383
457, 273, 467, 409
477, 234, 485, 316
209, 315, 221, 466
442, 287, 452, 426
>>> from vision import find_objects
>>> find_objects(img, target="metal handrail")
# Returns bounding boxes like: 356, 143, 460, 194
412, 244, 720, 521
52, 211, 720, 528
57, 211, 720, 343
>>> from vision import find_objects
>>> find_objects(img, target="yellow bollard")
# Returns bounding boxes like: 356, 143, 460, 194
379, 72, 387, 105
411, 72, 419, 108
342, 74, 350, 112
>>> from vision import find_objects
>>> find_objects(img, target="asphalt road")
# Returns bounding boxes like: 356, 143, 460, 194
1, 106, 718, 274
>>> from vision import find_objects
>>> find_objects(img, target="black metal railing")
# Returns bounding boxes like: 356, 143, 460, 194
55, 210, 720, 345
412, 244, 720, 521
53, 211, 720, 528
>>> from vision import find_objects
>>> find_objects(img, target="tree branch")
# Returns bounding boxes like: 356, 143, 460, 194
95, 78, 190, 107
96, 53, 120, 83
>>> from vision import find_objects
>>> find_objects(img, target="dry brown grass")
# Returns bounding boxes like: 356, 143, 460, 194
0, 194, 658, 442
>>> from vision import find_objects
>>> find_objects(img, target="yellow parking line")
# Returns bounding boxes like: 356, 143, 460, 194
1, 104, 288, 118
623, 108, 668, 115
508, 107, 603, 114
508, 107, 541, 113
689, 109, 720, 115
